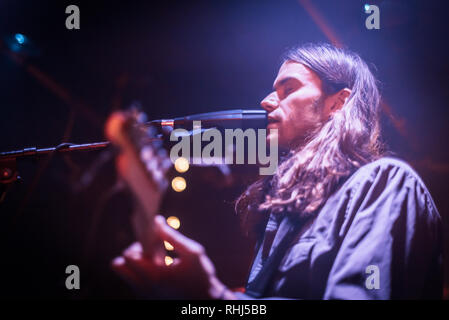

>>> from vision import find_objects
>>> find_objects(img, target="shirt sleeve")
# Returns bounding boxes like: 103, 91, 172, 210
323, 159, 442, 299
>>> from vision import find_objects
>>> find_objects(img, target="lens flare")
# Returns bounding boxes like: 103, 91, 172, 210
166, 216, 181, 230
171, 176, 186, 192
164, 241, 174, 251
164, 256, 174, 266
174, 157, 189, 173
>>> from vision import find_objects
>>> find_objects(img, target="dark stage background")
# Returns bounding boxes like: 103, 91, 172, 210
0, 0, 448, 299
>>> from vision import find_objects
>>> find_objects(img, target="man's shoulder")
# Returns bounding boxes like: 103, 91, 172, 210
358, 156, 416, 174
350, 156, 424, 186
344, 156, 440, 219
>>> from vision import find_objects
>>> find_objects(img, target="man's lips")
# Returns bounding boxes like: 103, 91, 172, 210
267, 116, 280, 127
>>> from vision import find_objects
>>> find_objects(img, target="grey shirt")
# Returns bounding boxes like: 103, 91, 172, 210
236, 157, 442, 300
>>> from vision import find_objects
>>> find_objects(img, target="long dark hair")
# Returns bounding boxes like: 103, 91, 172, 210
236, 43, 384, 236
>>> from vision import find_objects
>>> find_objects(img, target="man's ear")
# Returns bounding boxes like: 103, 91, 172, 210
324, 88, 352, 116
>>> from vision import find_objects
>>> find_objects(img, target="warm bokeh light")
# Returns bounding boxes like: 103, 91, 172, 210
174, 157, 189, 173
166, 216, 181, 230
164, 240, 174, 251
171, 176, 186, 192
164, 256, 174, 266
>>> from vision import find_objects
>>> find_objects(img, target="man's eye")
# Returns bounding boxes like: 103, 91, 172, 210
284, 87, 294, 95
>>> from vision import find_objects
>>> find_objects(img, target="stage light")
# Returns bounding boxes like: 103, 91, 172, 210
14, 33, 26, 45
364, 4, 370, 12
166, 216, 181, 230
171, 176, 186, 192
4, 33, 40, 56
174, 157, 189, 173
164, 256, 174, 266
164, 241, 174, 251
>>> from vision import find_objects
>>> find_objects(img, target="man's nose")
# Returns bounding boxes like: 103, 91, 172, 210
260, 92, 279, 113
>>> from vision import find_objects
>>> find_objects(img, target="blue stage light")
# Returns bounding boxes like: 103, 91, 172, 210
15, 33, 26, 45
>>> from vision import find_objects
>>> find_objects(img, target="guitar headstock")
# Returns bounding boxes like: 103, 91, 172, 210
105, 109, 172, 253
105, 109, 171, 193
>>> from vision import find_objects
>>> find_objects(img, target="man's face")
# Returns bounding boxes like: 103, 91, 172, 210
261, 61, 331, 150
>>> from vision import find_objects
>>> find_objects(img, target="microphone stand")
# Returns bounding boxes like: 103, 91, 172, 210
0, 141, 110, 202
0, 108, 266, 202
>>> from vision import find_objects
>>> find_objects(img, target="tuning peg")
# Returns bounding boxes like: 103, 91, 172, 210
145, 125, 158, 138
145, 157, 158, 173
149, 135, 163, 149
141, 146, 154, 162
161, 158, 173, 172
157, 148, 168, 158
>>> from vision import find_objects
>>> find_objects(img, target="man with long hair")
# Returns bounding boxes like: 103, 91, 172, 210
112, 43, 442, 299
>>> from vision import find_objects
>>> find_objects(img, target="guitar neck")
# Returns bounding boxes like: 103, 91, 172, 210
106, 111, 168, 254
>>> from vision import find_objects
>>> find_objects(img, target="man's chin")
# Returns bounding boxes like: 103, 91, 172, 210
266, 133, 287, 150
266, 133, 276, 144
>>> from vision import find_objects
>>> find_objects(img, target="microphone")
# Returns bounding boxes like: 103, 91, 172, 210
147, 109, 267, 131
143, 109, 277, 174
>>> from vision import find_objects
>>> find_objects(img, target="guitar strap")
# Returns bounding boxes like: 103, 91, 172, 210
245, 214, 303, 298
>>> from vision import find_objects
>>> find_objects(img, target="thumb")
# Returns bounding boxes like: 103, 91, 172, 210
154, 215, 204, 256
